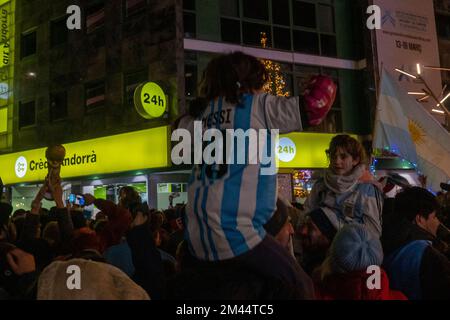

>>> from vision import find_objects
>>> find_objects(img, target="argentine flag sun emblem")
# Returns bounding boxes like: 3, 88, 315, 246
408, 120, 426, 145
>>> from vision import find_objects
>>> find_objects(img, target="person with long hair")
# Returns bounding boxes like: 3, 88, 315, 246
175, 51, 337, 298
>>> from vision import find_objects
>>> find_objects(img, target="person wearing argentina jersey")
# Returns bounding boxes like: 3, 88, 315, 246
173, 52, 336, 298
303, 135, 384, 240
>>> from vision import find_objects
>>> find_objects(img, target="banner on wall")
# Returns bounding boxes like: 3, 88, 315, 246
0, 0, 15, 137
373, 0, 444, 123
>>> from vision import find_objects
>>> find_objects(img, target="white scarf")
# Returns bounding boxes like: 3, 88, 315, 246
323, 164, 365, 194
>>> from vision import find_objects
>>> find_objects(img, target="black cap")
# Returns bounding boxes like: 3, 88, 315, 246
309, 208, 337, 242
441, 183, 450, 192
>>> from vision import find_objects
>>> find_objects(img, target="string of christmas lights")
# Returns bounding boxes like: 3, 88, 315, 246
260, 32, 290, 97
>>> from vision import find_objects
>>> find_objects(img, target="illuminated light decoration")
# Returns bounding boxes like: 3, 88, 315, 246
292, 169, 313, 199
394, 68, 417, 79
407, 92, 427, 95
260, 32, 290, 97
436, 92, 450, 107
417, 95, 429, 102
394, 64, 450, 118
423, 66, 450, 71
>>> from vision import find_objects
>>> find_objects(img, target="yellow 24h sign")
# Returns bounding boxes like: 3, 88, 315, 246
134, 82, 167, 119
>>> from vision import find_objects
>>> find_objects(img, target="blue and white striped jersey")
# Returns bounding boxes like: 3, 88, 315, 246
181, 93, 303, 260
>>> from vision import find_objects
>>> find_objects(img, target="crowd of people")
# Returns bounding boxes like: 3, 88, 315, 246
1, 51, 449, 300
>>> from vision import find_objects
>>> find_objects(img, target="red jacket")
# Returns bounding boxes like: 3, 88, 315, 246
94, 199, 132, 253
315, 269, 407, 300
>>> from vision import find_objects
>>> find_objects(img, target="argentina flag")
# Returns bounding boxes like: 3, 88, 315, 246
373, 70, 450, 191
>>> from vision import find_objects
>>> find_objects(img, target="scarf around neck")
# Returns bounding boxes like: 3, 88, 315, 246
324, 164, 366, 194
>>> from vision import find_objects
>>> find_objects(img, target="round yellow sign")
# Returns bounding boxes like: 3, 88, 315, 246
134, 82, 167, 119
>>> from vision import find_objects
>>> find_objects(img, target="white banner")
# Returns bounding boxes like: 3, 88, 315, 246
374, 0, 444, 123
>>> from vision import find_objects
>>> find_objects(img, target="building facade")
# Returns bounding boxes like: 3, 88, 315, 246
0, 0, 378, 209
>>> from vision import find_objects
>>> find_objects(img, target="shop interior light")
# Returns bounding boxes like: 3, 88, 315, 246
416, 64, 421, 75
394, 68, 417, 79
432, 109, 445, 114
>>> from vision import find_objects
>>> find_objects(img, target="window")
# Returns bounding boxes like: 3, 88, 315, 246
124, 70, 147, 107
221, 18, 241, 44
434, 0, 450, 12
273, 27, 291, 50
293, 30, 319, 55
19, 101, 36, 128
243, 0, 269, 20
50, 18, 68, 47
183, 0, 195, 11
183, 0, 196, 38
184, 51, 198, 102
293, 1, 316, 29
242, 22, 271, 47
436, 14, 450, 39
184, 12, 196, 38
185, 64, 197, 97
86, 1, 105, 34
123, 10, 146, 37
50, 92, 68, 121
87, 28, 105, 48
320, 34, 337, 57
216, 0, 337, 56
85, 81, 105, 110
220, 0, 239, 17
21, 31, 36, 59
318, 4, 334, 33
272, 0, 290, 26
124, 0, 146, 17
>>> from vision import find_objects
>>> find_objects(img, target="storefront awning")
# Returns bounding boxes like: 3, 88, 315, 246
0, 126, 170, 185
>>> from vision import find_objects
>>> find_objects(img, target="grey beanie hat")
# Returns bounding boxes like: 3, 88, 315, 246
329, 223, 383, 273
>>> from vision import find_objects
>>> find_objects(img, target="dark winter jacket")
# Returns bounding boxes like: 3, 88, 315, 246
127, 223, 165, 300
382, 218, 450, 299
166, 259, 305, 300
